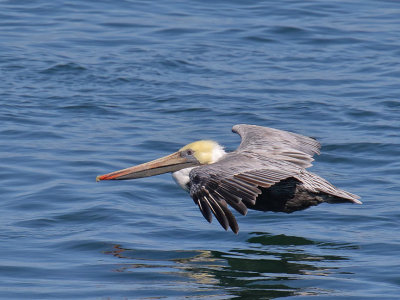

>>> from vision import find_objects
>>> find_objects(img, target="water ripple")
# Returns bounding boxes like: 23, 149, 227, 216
1, 0, 400, 299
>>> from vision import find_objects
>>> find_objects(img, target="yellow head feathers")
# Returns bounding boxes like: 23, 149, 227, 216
180, 140, 226, 164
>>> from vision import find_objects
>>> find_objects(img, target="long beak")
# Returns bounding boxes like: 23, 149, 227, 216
96, 151, 197, 181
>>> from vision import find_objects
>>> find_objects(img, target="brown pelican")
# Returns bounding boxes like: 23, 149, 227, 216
97, 124, 361, 233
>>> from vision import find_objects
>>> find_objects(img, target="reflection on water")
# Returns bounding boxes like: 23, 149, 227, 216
104, 233, 356, 299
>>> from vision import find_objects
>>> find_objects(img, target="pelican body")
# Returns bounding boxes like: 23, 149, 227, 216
97, 124, 361, 233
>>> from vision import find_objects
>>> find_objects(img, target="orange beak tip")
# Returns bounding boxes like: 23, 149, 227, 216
96, 175, 102, 182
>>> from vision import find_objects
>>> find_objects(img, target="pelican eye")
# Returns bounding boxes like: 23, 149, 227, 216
185, 149, 194, 156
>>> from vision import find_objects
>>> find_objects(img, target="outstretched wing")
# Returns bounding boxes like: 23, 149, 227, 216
188, 124, 324, 233
233, 124, 321, 168
189, 152, 303, 233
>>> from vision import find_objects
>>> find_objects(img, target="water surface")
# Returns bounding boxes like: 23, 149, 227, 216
1, 0, 400, 299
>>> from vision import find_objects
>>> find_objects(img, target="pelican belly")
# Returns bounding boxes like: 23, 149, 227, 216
172, 167, 195, 191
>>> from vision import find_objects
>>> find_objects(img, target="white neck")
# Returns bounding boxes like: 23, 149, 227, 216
210, 143, 226, 164
172, 167, 195, 191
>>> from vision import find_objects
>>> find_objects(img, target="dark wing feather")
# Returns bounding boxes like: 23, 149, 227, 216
232, 124, 321, 168
189, 153, 302, 233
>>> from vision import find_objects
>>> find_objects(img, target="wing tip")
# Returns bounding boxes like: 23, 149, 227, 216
344, 191, 362, 204
352, 198, 362, 205
231, 124, 242, 134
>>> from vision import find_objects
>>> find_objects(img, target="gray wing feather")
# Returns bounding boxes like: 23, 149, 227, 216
296, 170, 361, 203
233, 124, 321, 168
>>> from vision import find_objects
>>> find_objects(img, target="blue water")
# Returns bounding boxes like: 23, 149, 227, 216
1, 0, 400, 299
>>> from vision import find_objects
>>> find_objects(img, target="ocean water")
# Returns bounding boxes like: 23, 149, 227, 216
1, 0, 400, 299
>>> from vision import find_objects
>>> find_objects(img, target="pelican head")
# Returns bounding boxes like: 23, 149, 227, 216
96, 140, 226, 186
